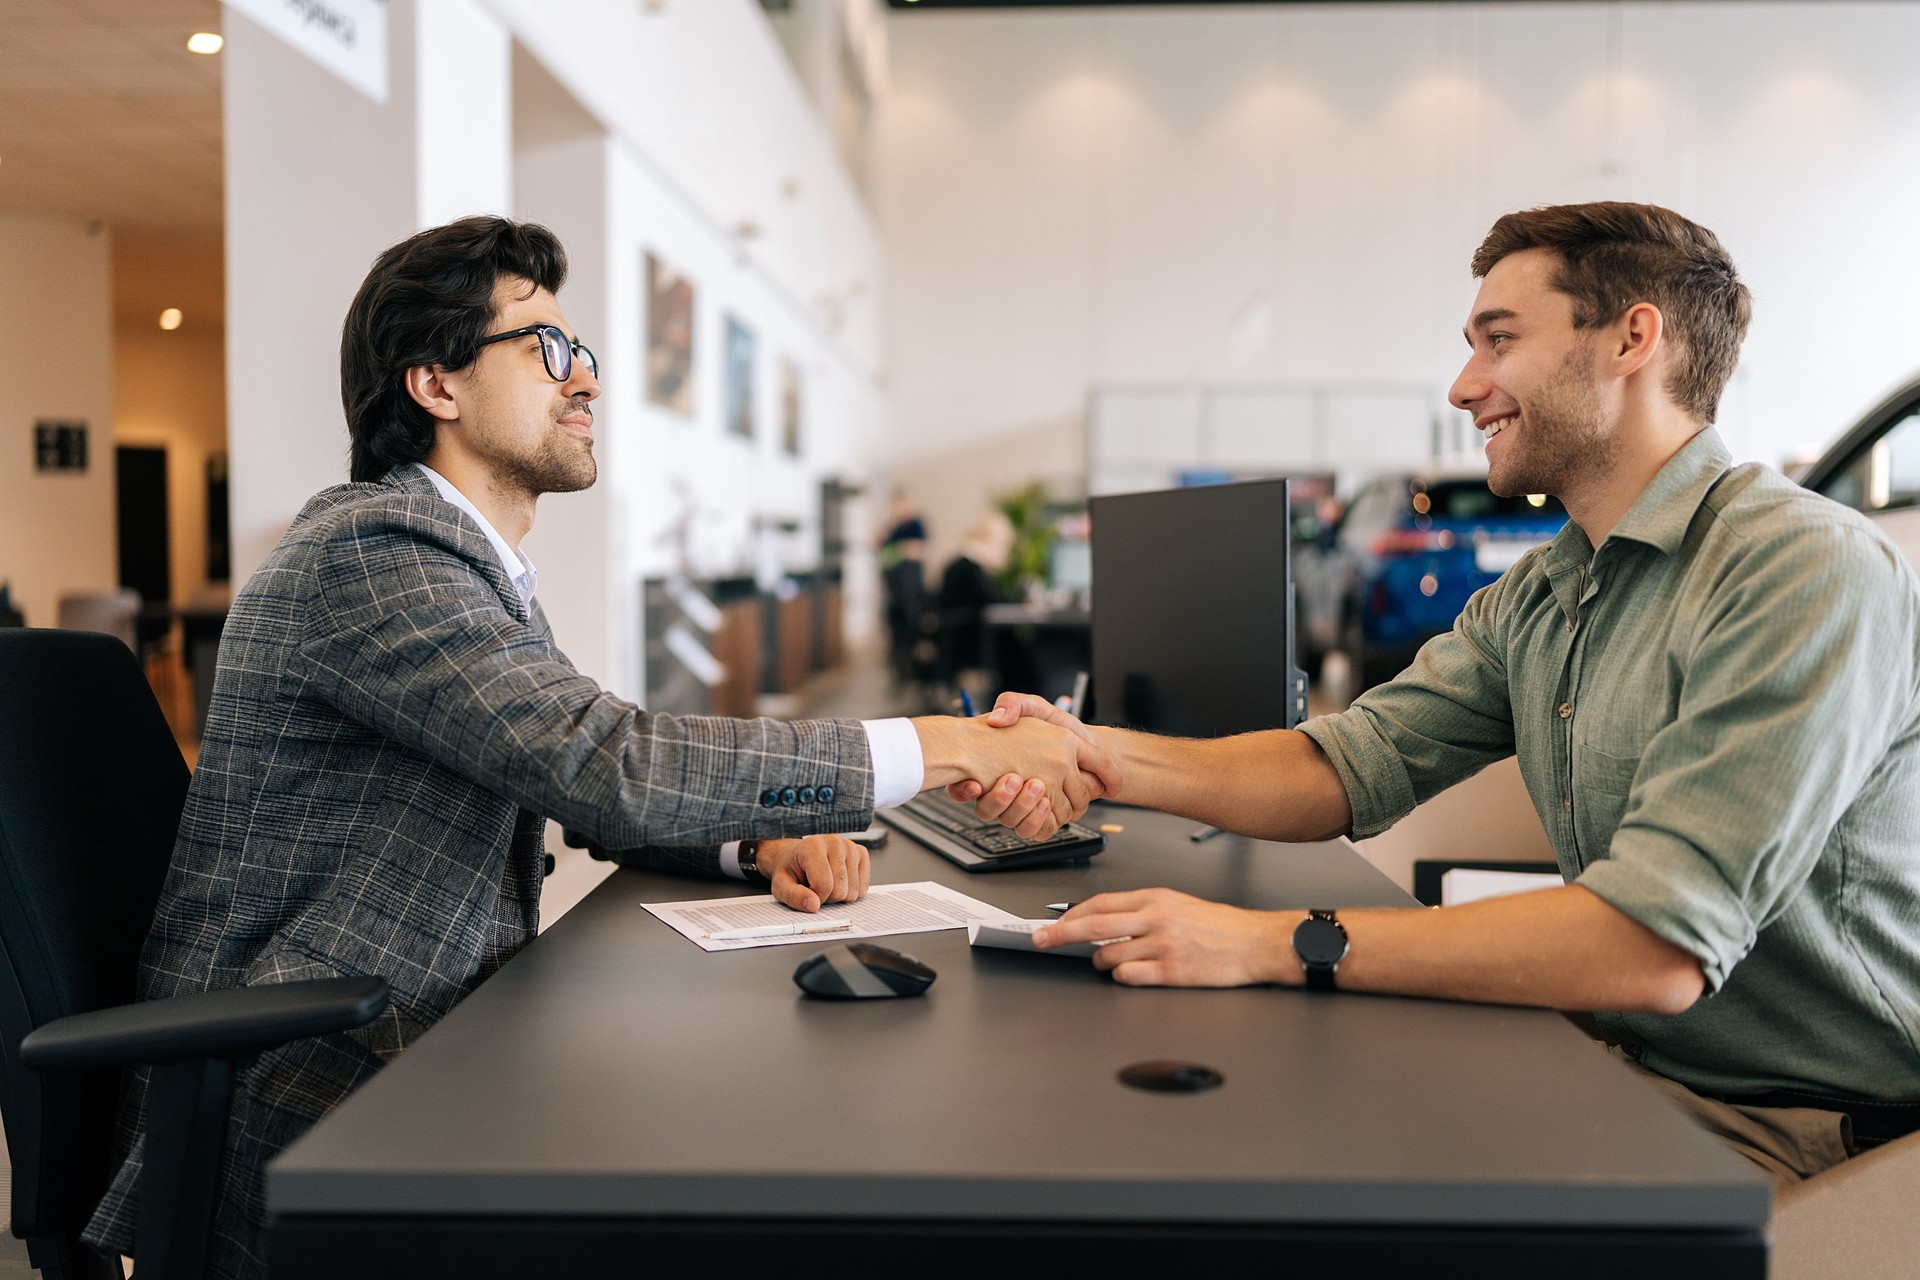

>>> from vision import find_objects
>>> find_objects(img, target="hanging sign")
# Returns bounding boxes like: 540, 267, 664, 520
220, 0, 389, 103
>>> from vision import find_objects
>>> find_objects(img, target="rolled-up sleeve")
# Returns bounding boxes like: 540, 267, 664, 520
1576, 523, 1920, 993
1301, 566, 1522, 839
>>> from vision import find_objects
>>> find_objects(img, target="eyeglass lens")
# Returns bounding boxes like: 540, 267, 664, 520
538, 326, 598, 382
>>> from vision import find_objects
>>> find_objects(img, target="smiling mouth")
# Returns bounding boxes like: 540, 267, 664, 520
1480, 413, 1518, 441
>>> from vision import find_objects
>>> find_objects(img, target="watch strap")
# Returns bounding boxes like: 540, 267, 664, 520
737, 839, 766, 883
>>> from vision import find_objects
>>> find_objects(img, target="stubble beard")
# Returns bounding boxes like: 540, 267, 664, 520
1487, 342, 1615, 500
491, 407, 598, 500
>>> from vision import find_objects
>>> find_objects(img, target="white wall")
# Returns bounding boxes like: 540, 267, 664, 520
878, 1, 1920, 512
0, 213, 117, 629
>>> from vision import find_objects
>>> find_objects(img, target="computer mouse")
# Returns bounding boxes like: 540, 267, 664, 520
792, 943, 936, 1000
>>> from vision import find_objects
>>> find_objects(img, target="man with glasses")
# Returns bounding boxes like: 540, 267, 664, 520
83, 216, 1112, 1279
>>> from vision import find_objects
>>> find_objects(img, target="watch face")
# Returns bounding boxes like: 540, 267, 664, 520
1293, 916, 1349, 967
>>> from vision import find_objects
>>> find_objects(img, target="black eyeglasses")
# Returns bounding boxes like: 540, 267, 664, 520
474, 324, 599, 383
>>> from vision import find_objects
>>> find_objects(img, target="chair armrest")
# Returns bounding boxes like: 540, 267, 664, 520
18, 976, 389, 1070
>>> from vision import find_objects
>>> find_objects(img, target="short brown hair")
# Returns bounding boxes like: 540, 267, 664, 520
340, 216, 568, 483
1471, 202, 1751, 423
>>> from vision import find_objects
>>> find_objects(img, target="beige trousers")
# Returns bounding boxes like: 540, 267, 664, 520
1606, 1046, 1855, 1187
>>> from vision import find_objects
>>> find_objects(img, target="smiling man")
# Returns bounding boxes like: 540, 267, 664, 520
973, 202, 1920, 1185
82, 216, 1111, 1279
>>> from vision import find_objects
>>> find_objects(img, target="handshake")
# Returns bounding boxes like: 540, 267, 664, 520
912, 694, 1117, 839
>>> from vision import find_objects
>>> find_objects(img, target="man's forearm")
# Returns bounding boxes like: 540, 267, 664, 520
1284, 886, 1706, 1013
1104, 726, 1352, 842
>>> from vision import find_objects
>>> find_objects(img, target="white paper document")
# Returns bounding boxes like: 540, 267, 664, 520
1440, 867, 1564, 906
644, 881, 1024, 952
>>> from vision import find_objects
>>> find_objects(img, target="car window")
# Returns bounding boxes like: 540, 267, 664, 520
1819, 409, 1920, 514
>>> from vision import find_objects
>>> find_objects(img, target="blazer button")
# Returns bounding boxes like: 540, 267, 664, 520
781, 787, 799, 806
761, 789, 780, 808
799, 786, 817, 804
819, 786, 835, 804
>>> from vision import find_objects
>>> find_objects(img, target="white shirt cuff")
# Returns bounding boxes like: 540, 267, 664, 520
862, 717, 925, 810
719, 841, 744, 879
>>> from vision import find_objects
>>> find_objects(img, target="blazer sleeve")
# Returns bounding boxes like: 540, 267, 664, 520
295, 497, 877, 848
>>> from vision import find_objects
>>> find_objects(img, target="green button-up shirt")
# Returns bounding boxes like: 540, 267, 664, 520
1301, 428, 1920, 1100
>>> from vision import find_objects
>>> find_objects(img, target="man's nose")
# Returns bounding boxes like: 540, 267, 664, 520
567, 365, 600, 400
1449, 358, 1487, 412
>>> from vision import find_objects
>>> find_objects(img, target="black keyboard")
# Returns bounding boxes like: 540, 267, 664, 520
878, 791, 1106, 873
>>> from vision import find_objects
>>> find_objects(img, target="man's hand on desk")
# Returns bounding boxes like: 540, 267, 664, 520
758, 836, 870, 913
1032, 888, 1300, 988
911, 711, 1117, 839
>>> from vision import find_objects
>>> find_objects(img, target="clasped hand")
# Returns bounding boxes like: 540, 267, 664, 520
941, 693, 1118, 837
916, 702, 1119, 839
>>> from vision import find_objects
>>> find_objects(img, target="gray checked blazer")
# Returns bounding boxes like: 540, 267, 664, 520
85, 465, 875, 1277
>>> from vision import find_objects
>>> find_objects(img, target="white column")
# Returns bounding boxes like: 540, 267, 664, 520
416, 0, 512, 226
224, 0, 509, 583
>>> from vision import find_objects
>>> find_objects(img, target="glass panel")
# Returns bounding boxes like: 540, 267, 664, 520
1881, 412, 1920, 511
1819, 409, 1920, 513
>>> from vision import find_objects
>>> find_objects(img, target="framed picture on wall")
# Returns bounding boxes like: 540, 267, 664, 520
645, 251, 695, 416
779, 359, 802, 457
724, 315, 756, 440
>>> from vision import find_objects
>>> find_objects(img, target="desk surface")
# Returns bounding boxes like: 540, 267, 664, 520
270, 807, 1768, 1234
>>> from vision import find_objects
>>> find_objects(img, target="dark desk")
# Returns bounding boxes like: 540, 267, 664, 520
268, 808, 1768, 1278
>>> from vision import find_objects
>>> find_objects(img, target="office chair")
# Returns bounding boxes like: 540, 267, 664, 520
0, 629, 388, 1280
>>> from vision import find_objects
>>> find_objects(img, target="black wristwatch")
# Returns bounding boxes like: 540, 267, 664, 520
1292, 909, 1348, 992
736, 839, 766, 884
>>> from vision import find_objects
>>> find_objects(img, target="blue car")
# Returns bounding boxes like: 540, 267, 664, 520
1296, 475, 1568, 692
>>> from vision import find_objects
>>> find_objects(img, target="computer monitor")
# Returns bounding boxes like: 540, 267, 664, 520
1088, 477, 1306, 737
1048, 537, 1092, 594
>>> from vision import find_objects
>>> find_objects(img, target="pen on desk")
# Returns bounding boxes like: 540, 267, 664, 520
959, 690, 976, 717
1046, 902, 1079, 913
706, 920, 854, 941
1188, 825, 1224, 843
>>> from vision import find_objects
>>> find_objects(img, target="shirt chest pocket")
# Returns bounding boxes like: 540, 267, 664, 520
1572, 739, 1642, 865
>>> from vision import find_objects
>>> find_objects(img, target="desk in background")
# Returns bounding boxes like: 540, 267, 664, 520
268, 808, 1768, 1279
981, 601, 1090, 706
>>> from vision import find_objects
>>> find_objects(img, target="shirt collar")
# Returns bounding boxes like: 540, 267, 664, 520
1541, 426, 1733, 574
411, 463, 539, 607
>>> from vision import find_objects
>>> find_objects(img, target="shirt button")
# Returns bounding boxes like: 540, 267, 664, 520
760, 790, 780, 808
1558, 702, 1572, 719
1564, 620, 1574, 634
1562, 794, 1573, 812
781, 787, 799, 806
799, 786, 818, 804
819, 786, 835, 804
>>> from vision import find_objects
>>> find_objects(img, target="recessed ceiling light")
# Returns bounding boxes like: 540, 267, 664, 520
159, 308, 184, 331
187, 32, 223, 55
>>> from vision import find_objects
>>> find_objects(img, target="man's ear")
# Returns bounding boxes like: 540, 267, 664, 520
1610, 302, 1664, 381
405, 365, 462, 423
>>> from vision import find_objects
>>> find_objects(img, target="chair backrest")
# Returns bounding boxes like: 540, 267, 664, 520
0, 629, 187, 1239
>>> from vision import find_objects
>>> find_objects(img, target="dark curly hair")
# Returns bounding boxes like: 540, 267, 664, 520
340, 216, 569, 483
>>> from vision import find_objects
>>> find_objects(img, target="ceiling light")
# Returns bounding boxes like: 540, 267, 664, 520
159, 309, 183, 331
187, 32, 223, 55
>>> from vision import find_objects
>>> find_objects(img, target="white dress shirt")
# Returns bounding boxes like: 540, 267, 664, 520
412, 463, 923, 878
